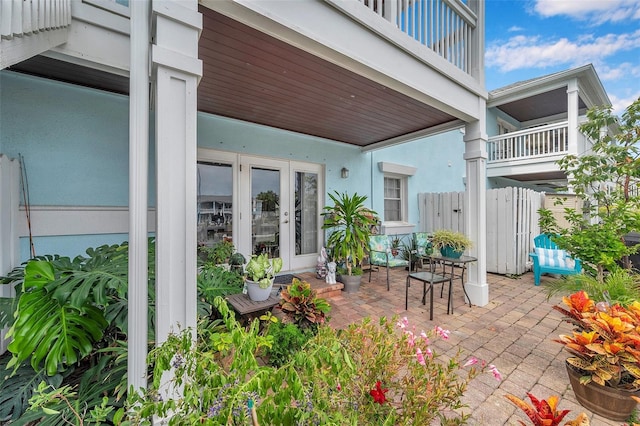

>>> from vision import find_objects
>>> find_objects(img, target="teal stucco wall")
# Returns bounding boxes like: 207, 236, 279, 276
1, 71, 468, 261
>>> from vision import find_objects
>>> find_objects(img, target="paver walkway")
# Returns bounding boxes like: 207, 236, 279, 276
321, 267, 628, 426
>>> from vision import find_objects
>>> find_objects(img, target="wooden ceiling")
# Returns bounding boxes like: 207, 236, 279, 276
8, 7, 459, 148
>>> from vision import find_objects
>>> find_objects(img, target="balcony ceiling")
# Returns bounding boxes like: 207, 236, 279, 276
8, 8, 458, 148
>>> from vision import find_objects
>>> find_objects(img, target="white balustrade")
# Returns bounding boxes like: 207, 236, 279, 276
1, 0, 71, 40
487, 122, 570, 163
358, 0, 476, 74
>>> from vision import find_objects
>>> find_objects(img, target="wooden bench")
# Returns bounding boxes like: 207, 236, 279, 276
529, 234, 582, 286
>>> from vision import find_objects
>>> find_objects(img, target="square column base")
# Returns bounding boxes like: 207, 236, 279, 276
464, 281, 489, 307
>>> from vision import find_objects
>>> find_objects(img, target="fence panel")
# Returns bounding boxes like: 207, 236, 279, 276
418, 187, 544, 275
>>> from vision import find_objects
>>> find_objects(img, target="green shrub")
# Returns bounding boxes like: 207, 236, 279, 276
264, 322, 313, 367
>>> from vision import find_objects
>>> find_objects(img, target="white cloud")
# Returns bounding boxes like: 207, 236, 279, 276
609, 93, 640, 116
508, 26, 524, 32
534, 0, 640, 24
486, 30, 640, 72
597, 62, 640, 81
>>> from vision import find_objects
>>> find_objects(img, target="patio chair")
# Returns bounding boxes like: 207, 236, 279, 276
413, 232, 433, 268
405, 249, 452, 321
530, 234, 582, 286
368, 235, 409, 290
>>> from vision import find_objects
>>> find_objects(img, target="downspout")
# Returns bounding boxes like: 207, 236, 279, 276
128, 0, 150, 392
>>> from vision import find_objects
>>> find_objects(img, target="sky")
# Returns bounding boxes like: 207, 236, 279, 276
485, 0, 640, 115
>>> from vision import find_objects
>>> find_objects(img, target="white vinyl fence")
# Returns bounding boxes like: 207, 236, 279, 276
418, 187, 544, 275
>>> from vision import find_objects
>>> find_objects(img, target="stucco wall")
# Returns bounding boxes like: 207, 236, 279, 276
1, 71, 468, 261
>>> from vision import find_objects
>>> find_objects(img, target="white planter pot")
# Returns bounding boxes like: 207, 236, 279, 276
246, 279, 274, 301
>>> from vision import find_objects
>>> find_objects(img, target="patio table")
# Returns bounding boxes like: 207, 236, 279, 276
427, 253, 477, 313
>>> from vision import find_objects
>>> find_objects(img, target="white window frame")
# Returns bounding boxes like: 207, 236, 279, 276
378, 162, 416, 235
383, 174, 406, 222
497, 117, 517, 135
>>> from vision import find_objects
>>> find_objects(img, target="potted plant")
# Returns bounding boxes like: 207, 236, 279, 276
321, 191, 378, 292
552, 290, 640, 421
430, 229, 472, 258
245, 253, 283, 301
228, 252, 246, 275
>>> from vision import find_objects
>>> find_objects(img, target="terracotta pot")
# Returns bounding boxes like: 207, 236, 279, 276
565, 361, 639, 421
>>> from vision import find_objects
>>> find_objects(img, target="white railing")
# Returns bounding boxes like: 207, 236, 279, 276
358, 0, 477, 74
487, 122, 569, 163
1, 0, 71, 40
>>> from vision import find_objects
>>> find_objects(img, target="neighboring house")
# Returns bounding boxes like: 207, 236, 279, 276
0, 0, 489, 386
486, 64, 610, 193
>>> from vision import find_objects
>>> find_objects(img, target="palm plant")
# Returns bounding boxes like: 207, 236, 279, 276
321, 191, 378, 276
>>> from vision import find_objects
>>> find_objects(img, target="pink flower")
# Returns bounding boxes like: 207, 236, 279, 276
489, 364, 502, 381
406, 330, 415, 347
435, 326, 450, 340
397, 317, 409, 329
463, 357, 478, 367
416, 348, 426, 365
425, 347, 433, 358
420, 330, 430, 345
336, 382, 342, 391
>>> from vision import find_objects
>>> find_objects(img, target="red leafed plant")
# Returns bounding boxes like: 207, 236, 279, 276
553, 290, 640, 389
505, 393, 571, 426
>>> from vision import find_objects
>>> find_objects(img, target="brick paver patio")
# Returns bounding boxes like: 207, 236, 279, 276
320, 267, 627, 426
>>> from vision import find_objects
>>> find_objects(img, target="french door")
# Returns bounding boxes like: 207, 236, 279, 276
197, 150, 323, 272
239, 156, 323, 271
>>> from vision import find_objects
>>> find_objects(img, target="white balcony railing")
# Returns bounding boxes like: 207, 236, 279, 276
1, 0, 71, 40
358, 0, 477, 74
1, 0, 72, 69
487, 122, 569, 163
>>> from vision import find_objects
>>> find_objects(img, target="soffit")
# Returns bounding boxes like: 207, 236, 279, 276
8, 8, 459, 148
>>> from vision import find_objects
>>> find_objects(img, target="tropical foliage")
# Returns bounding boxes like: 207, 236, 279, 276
544, 269, 640, 307
123, 302, 501, 425
0, 241, 143, 423
553, 290, 640, 389
279, 278, 331, 330
0, 239, 246, 424
505, 393, 588, 426
430, 229, 473, 253
322, 191, 378, 276
538, 97, 640, 279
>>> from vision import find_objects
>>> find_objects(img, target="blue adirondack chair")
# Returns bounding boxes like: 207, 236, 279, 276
529, 234, 582, 285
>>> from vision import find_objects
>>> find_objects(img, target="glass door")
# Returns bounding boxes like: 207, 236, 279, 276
239, 157, 290, 270
239, 156, 323, 272
197, 161, 234, 247
289, 161, 323, 270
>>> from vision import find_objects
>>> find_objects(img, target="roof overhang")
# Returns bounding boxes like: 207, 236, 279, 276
487, 64, 610, 123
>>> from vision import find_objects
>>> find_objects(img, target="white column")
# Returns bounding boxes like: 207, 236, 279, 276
567, 79, 579, 156
0, 155, 20, 354
463, 101, 489, 307
152, 0, 202, 345
128, 0, 150, 392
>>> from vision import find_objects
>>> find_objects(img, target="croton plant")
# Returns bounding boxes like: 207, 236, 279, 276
553, 290, 640, 389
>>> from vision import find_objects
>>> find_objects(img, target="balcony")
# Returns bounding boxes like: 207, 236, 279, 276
486, 122, 577, 185
0, 0, 72, 69
355, 0, 478, 75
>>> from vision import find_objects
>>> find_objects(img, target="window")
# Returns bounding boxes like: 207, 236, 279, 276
384, 176, 404, 221
497, 118, 517, 135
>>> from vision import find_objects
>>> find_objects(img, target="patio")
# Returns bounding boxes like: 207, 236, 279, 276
318, 267, 625, 425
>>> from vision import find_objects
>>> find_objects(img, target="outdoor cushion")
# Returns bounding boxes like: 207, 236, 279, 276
414, 232, 431, 257
535, 247, 567, 268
